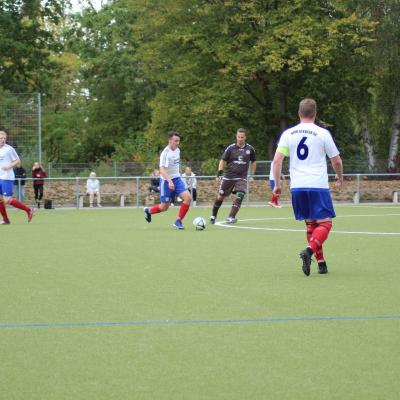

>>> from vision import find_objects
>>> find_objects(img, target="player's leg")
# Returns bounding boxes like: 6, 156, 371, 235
0, 182, 10, 224
227, 180, 246, 223
173, 178, 191, 229
211, 179, 234, 223
2, 180, 33, 222
297, 189, 335, 275
144, 179, 170, 222
0, 188, 10, 224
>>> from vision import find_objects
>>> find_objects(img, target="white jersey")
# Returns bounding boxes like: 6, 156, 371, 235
0, 144, 19, 180
159, 146, 181, 179
277, 122, 339, 189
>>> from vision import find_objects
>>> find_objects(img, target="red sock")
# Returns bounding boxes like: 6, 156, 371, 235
0, 202, 10, 223
178, 202, 190, 220
306, 221, 318, 243
10, 198, 30, 213
309, 221, 332, 254
150, 204, 162, 214
315, 247, 325, 263
270, 194, 278, 203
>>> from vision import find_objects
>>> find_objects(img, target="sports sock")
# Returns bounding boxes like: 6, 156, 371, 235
315, 247, 325, 263
306, 221, 318, 243
270, 194, 279, 204
309, 221, 332, 254
149, 204, 162, 214
178, 202, 190, 220
229, 193, 244, 218
9, 198, 30, 213
212, 199, 223, 218
0, 202, 10, 223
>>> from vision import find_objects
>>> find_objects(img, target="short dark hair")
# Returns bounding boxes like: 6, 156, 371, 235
299, 98, 317, 118
168, 131, 182, 140
237, 128, 247, 134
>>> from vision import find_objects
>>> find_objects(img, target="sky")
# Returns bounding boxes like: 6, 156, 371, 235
68, 0, 106, 13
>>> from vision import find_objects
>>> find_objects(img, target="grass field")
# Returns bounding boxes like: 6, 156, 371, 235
1, 204, 399, 399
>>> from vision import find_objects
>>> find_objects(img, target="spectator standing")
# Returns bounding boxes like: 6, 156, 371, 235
32, 161, 47, 209
14, 162, 27, 202
86, 172, 102, 208
182, 166, 197, 207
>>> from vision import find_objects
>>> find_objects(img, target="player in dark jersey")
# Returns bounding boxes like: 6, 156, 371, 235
210, 128, 256, 224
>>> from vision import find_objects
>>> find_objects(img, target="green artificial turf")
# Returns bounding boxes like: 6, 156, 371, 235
1, 205, 399, 399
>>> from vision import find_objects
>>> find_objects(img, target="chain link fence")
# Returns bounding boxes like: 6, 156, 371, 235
12, 173, 400, 209
0, 92, 41, 163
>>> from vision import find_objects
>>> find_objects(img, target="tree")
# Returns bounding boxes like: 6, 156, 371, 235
0, 0, 66, 92
133, 0, 375, 162
64, 0, 155, 162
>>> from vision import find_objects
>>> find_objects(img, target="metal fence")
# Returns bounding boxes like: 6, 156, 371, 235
44, 159, 399, 178
13, 173, 400, 209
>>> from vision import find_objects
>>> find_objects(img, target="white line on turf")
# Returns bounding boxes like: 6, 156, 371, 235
214, 213, 400, 235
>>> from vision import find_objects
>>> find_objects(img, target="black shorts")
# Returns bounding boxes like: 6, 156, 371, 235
219, 179, 247, 196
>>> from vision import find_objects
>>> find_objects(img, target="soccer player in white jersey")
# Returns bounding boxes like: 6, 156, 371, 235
0, 130, 33, 224
144, 131, 191, 229
272, 99, 343, 276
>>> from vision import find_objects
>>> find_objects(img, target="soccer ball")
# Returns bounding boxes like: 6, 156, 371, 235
193, 217, 206, 231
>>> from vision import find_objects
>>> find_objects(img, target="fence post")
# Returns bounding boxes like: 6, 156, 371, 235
246, 176, 250, 205
353, 174, 360, 204
136, 177, 140, 208
75, 177, 80, 209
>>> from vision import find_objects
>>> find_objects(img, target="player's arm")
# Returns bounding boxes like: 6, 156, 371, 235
272, 150, 286, 194
1, 158, 20, 171
216, 159, 226, 181
160, 165, 174, 190
330, 154, 343, 189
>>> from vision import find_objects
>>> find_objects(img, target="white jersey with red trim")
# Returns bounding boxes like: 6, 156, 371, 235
277, 122, 339, 189
0, 144, 19, 180
159, 146, 181, 179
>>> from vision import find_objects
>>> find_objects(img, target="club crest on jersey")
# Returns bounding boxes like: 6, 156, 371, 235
246, 150, 250, 154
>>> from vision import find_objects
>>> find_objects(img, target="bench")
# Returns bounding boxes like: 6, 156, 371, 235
78, 192, 125, 208
353, 190, 399, 204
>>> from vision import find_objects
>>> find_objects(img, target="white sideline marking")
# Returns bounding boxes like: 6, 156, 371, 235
215, 213, 400, 235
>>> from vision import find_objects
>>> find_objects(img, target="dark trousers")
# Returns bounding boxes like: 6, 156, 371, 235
34, 184, 44, 201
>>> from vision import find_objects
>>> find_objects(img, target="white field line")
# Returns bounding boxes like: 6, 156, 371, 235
215, 213, 400, 235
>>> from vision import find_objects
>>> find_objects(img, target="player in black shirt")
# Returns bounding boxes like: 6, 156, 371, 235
210, 128, 256, 224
